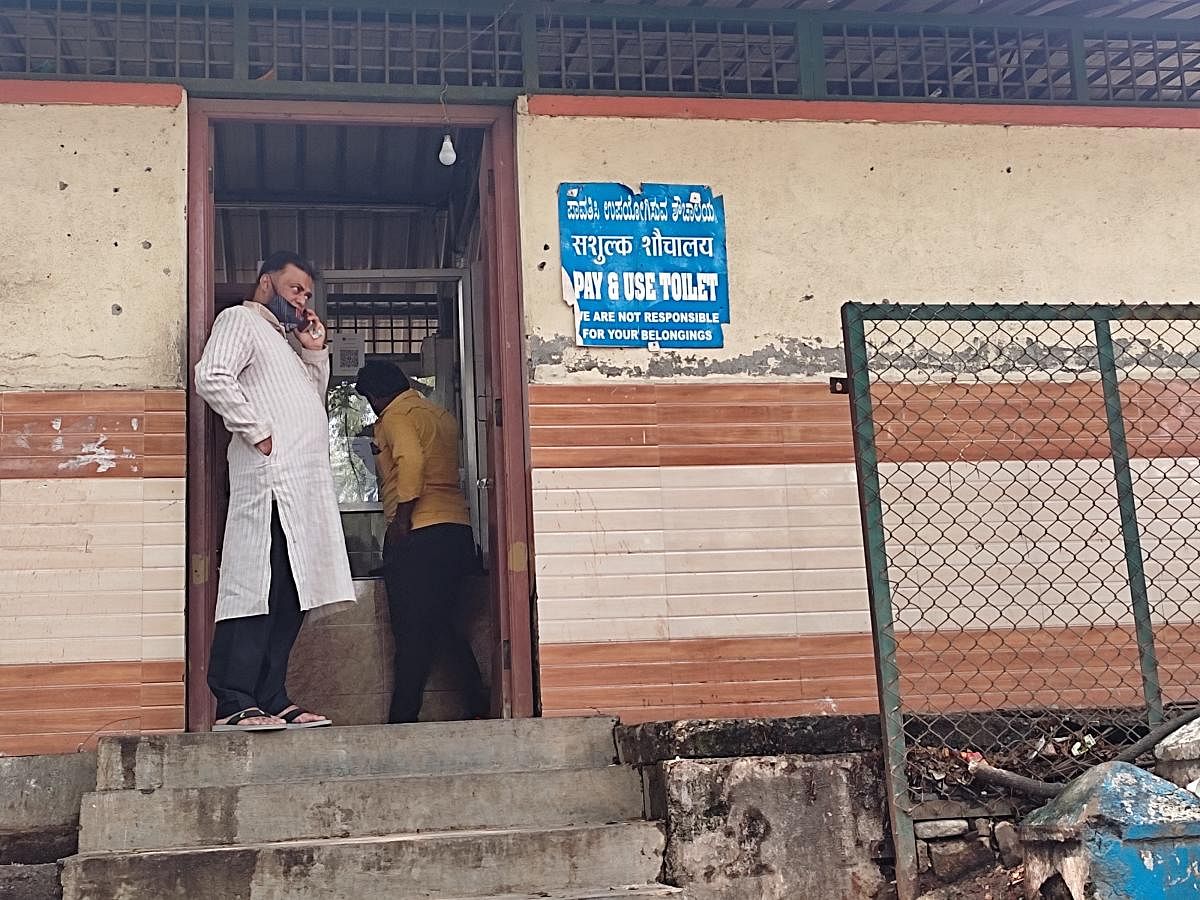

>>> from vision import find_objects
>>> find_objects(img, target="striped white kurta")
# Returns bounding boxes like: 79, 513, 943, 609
195, 301, 356, 621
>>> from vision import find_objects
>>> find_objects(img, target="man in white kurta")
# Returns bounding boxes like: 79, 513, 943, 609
195, 251, 355, 731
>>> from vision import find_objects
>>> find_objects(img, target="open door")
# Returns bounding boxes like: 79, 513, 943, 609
188, 100, 534, 732
185, 118, 218, 731
476, 131, 536, 718
470, 242, 509, 717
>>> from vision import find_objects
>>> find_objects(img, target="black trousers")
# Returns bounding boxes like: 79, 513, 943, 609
207, 504, 306, 720
384, 522, 487, 723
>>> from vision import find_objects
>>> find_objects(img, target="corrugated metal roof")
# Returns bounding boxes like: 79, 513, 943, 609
214, 123, 479, 206
213, 123, 483, 286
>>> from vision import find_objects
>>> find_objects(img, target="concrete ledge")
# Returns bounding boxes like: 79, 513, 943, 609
1154, 716, 1200, 789
0, 863, 61, 900
481, 888, 682, 899
657, 753, 889, 900
0, 753, 95, 865
616, 717, 882, 766
617, 709, 1150, 767
0, 828, 76, 868
611, 718, 895, 900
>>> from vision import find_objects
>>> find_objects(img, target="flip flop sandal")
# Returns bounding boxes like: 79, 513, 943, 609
213, 708, 287, 732
278, 707, 333, 729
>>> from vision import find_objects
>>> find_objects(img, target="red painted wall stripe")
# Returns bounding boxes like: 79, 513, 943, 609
0, 80, 184, 107
526, 95, 1200, 129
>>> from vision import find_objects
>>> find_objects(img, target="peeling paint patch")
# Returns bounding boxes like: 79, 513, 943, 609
50, 418, 61, 431
56, 435, 135, 473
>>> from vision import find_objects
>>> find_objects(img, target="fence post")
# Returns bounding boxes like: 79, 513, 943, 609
1094, 317, 1164, 727
842, 302, 918, 900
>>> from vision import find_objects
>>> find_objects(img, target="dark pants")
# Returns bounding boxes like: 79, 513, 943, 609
207, 504, 306, 721
384, 522, 487, 723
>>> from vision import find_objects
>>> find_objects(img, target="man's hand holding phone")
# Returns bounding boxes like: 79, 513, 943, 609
297, 308, 326, 351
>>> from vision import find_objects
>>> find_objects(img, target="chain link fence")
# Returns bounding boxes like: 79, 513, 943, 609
842, 302, 1200, 895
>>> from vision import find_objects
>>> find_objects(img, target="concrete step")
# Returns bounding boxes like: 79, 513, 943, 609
0, 863, 60, 900
478, 887, 682, 899
96, 717, 619, 791
61, 821, 666, 900
80, 765, 645, 852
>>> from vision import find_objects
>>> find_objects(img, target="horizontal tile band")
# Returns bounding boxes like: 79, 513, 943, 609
539, 628, 1198, 725
0, 658, 184, 756
528, 380, 1200, 468
0, 390, 185, 479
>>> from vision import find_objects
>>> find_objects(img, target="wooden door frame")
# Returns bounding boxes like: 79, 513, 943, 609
185, 98, 535, 730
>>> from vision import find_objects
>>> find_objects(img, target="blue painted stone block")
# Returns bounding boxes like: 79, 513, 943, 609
1020, 762, 1200, 899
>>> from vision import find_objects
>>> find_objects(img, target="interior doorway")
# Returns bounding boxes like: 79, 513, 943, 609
186, 101, 534, 731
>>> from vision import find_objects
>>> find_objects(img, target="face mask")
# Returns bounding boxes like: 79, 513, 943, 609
265, 278, 307, 332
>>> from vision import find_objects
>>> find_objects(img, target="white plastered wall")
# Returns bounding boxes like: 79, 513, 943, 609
0, 99, 188, 390
517, 105, 1200, 381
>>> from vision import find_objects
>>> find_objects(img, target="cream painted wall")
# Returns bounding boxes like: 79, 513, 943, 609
516, 107, 1200, 381
0, 477, 185, 665
0, 101, 188, 389
533, 456, 1200, 646
533, 463, 868, 646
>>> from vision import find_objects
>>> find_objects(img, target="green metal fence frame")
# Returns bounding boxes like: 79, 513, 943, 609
5, 0, 1200, 106
842, 301, 1200, 900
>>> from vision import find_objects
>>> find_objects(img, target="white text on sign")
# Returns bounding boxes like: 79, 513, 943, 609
571, 271, 721, 302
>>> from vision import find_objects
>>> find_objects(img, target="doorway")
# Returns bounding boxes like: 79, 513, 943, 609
186, 100, 534, 731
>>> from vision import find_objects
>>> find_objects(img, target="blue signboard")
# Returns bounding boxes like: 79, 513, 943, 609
558, 182, 729, 349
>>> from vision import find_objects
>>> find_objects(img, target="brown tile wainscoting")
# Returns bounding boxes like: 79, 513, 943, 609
539, 627, 1200, 724
539, 634, 879, 723
528, 380, 1200, 469
0, 659, 184, 756
529, 383, 853, 469
0, 390, 185, 479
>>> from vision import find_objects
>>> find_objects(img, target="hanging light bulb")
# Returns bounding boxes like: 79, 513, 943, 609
438, 133, 457, 167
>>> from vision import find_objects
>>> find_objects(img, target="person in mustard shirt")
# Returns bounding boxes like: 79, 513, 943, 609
354, 361, 488, 723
